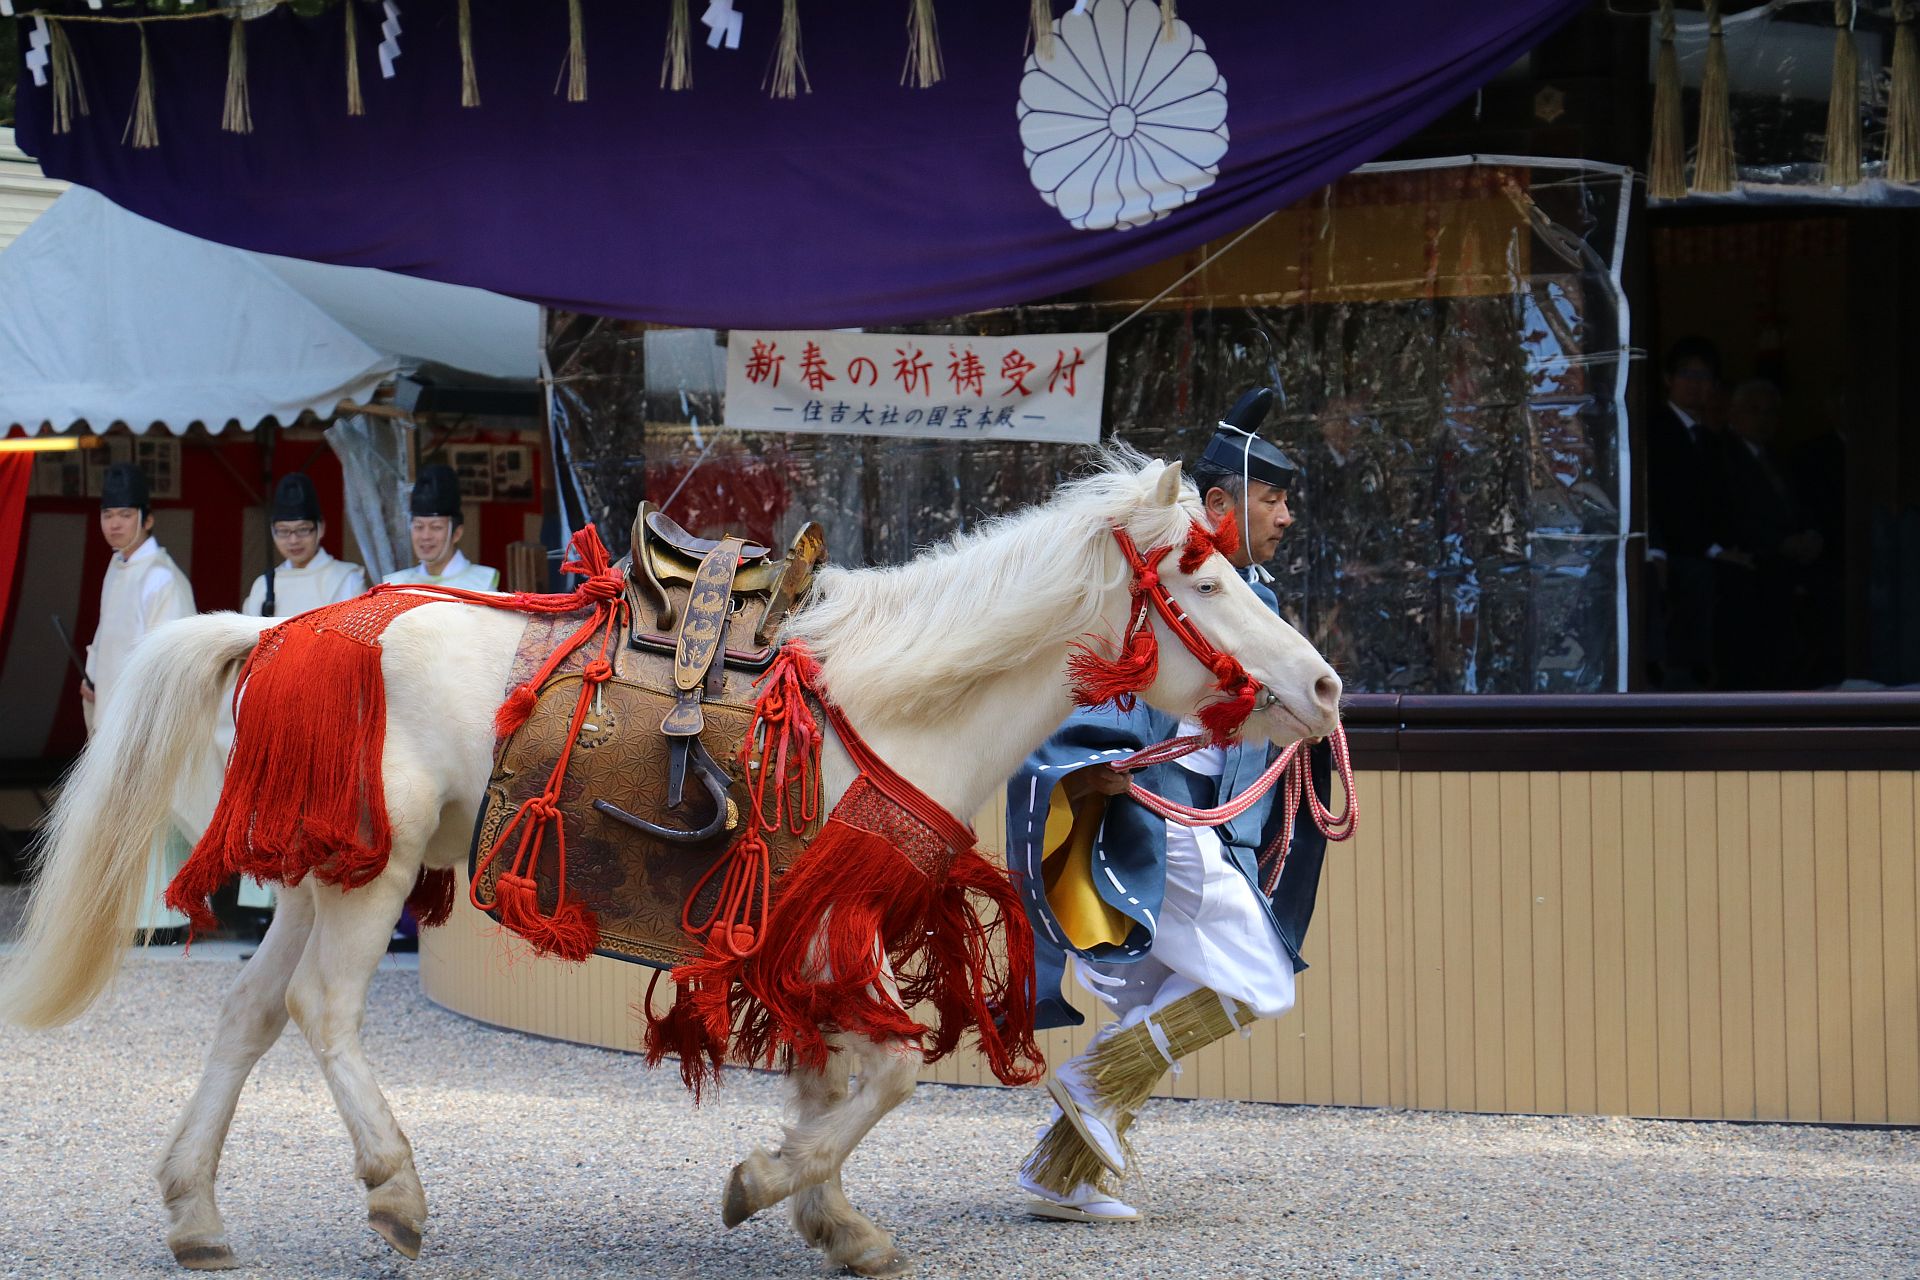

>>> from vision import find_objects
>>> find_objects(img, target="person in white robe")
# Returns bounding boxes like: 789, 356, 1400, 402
381, 463, 499, 592
240, 473, 369, 618
83, 462, 197, 940
228, 473, 371, 923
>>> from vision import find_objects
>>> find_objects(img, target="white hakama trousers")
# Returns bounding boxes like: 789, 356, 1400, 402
1079, 816, 1296, 1033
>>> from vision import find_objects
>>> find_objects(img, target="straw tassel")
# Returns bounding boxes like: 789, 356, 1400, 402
1694, 0, 1733, 192
1029, 0, 1053, 60
222, 14, 252, 135
345, 0, 365, 116
124, 27, 158, 150
559, 0, 587, 101
459, 0, 479, 106
1892, 1, 1920, 182
902, 0, 942, 88
1159, 0, 1175, 40
1825, 0, 1861, 186
47, 21, 88, 136
660, 0, 691, 90
1648, 0, 1685, 200
765, 0, 808, 98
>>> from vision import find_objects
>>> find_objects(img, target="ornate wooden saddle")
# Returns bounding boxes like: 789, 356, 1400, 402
470, 505, 828, 968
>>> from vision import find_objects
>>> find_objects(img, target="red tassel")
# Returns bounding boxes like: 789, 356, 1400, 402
644, 776, 1042, 1096
1198, 675, 1259, 743
1180, 509, 1240, 573
1067, 626, 1158, 711
494, 872, 600, 962
494, 683, 539, 738
406, 867, 457, 929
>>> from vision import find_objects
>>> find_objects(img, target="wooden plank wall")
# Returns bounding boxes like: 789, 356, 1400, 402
419, 769, 1920, 1124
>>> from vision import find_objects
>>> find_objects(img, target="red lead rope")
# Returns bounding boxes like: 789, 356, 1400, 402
1115, 723, 1359, 896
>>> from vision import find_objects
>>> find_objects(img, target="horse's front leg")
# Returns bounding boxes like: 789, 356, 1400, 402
156, 883, 316, 1270
724, 1028, 918, 1263
286, 859, 427, 1259
785, 1035, 911, 1277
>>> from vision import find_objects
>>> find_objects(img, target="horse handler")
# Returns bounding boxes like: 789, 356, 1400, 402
1005, 389, 1334, 1223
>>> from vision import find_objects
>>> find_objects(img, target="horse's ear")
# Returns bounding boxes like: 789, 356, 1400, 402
1152, 461, 1183, 507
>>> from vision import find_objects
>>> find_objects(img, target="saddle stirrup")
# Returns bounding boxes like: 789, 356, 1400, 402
594, 738, 736, 844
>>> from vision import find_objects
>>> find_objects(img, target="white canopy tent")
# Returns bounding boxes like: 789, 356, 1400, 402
0, 186, 539, 434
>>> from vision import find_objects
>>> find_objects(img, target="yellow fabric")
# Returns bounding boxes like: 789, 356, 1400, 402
1040, 780, 1133, 950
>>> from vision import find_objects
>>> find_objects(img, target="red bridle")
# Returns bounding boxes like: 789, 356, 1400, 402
1067, 520, 1263, 745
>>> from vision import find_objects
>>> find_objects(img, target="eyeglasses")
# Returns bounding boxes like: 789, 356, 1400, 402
272, 523, 318, 540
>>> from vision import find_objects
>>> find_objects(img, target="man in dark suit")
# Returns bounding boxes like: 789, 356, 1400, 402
1715, 380, 1825, 688
1646, 337, 1743, 689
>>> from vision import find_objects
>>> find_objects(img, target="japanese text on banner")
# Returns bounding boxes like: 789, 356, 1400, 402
723, 331, 1107, 444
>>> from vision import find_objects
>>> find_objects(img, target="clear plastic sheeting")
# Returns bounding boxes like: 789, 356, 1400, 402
546, 160, 1631, 694
1657, 1, 1920, 206
325, 414, 415, 582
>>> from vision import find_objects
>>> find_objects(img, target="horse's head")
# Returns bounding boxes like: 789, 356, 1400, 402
1083, 458, 1341, 747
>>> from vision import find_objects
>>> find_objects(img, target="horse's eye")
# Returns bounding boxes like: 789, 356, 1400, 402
1195, 579, 1220, 596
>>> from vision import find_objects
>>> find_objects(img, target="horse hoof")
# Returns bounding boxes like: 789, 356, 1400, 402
368, 1210, 423, 1260
169, 1242, 240, 1271
721, 1162, 760, 1229
842, 1245, 913, 1278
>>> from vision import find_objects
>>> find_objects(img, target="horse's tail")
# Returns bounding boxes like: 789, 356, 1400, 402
0, 613, 262, 1029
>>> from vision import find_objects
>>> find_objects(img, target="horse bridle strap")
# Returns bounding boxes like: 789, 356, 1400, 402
1104, 523, 1263, 744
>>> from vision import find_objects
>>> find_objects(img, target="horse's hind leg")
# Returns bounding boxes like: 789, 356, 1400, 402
285, 865, 427, 1260
156, 883, 317, 1271
787, 1038, 910, 1278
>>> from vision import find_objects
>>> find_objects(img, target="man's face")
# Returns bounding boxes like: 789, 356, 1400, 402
1666, 358, 1717, 416
410, 515, 459, 571
99, 507, 150, 556
1206, 479, 1294, 568
272, 519, 323, 570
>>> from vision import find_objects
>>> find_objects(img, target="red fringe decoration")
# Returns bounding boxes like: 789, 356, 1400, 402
166, 592, 439, 934
643, 776, 1042, 1099
406, 867, 458, 929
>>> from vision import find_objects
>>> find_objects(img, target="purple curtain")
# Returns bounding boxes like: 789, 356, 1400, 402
16, 0, 1581, 327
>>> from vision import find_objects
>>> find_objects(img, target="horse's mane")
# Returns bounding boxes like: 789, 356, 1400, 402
785, 445, 1203, 727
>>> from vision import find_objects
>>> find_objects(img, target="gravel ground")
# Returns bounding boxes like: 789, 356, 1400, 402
0, 958, 1914, 1280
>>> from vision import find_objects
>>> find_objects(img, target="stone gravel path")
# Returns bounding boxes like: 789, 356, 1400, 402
1, 957, 1914, 1279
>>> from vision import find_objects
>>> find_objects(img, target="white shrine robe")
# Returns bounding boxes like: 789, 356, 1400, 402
85, 536, 197, 931
240, 548, 368, 618
382, 549, 499, 592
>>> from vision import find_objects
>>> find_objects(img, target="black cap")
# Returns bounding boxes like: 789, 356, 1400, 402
1198, 387, 1300, 490
271, 473, 323, 524
409, 464, 464, 520
99, 462, 150, 512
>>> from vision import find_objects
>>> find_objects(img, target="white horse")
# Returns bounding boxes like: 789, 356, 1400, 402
0, 452, 1341, 1276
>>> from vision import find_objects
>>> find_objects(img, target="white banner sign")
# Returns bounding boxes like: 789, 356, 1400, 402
723, 330, 1106, 444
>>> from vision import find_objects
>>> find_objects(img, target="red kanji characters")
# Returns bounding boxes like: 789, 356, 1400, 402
947, 346, 986, 398
800, 341, 835, 393
1000, 349, 1037, 397
847, 356, 880, 387
893, 346, 933, 396
744, 339, 784, 387
1047, 346, 1085, 397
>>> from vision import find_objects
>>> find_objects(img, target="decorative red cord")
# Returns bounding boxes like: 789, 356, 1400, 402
376, 525, 630, 960
1069, 523, 1263, 745
1118, 722, 1359, 895
681, 644, 826, 959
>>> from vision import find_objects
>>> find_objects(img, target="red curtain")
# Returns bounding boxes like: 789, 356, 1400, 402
0, 454, 31, 642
